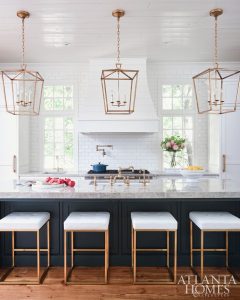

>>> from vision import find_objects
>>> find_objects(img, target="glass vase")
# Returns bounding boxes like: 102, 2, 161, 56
170, 151, 177, 168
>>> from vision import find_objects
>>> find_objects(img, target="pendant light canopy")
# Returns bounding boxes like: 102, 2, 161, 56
193, 8, 240, 114
1, 11, 44, 116
101, 9, 139, 114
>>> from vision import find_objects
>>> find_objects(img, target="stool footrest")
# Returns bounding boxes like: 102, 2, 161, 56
14, 248, 48, 252
136, 248, 168, 252
192, 248, 227, 252
73, 248, 105, 252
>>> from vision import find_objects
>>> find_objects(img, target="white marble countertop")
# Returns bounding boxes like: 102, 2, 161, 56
0, 177, 240, 199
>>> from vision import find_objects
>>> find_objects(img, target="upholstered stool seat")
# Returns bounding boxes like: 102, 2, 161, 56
131, 212, 178, 230
64, 212, 110, 285
190, 211, 240, 230
131, 212, 177, 284
64, 212, 110, 231
189, 211, 240, 280
0, 212, 50, 285
0, 212, 50, 231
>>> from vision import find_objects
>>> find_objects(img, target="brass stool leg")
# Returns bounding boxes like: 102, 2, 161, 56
226, 231, 229, 267
131, 225, 134, 268
167, 231, 169, 268
174, 230, 177, 283
200, 230, 204, 280
37, 230, 40, 283
133, 229, 136, 284
104, 230, 108, 283
12, 231, 15, 267
71, 231, 74, 268
64, 230, 67, 284
190, 221, 193, 267
107, 229, 109, 271
47, 221, 50, 267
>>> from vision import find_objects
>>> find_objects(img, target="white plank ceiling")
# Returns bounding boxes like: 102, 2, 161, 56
0, 0, 239, 63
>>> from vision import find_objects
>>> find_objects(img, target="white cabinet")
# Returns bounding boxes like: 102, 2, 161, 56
220, 110, 240, 179
0, 106, 18, 178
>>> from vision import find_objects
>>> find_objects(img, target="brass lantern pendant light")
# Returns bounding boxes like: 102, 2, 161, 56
1, 11, 44, 116
193, 8, 240, 114
101, 9, 139, 114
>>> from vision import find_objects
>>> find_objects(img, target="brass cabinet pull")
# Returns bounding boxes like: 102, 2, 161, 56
222, 154, 226, 172
13, 155, 17, 173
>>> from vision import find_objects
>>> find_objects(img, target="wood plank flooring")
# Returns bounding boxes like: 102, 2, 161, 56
0, 267, 240, 299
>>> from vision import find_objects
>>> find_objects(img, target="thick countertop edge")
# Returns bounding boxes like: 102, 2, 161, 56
0, 192, 240, 199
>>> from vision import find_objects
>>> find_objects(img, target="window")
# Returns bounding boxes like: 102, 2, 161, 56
43, 85, 74, 171
162, 84, 192, 110
43, 85, 73, 111
162, 84, 194, 168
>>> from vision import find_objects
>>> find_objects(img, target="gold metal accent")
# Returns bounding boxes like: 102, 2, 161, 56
139, 170, 150, 186
93, 176, 97, 186
132, 228, 177, 284
112, 9, 125, 18
193, 8, 240, 115
223, 154, 226, 172
101, 9, 138, 114
64, 229, 109, 285
209, 8, 223, 18
1, 11, 44, 116
96, 145, 113, 156
190, 220, 240, 281
118, 166, 135, 174
17, 11, 30, 19
0, 220, 50, 285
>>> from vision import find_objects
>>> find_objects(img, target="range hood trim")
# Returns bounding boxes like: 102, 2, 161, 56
78, 120, 159, 133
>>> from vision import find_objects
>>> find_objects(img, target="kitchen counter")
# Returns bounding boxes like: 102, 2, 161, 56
0, 177, 239, 199
1, 177, 240, 268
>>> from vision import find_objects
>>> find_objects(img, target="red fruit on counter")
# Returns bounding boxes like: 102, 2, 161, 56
64, 178, 71, 184
57, 178, 65, 184
68, 180, 75, 187
45, 177, 52, 183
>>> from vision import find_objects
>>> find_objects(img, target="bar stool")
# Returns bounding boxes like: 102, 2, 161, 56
64, 212, 110, 285
131, 212, 178, 284
190, 211, 240, 280
0, 212, 50, 284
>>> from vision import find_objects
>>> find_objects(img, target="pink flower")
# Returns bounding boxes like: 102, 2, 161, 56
173, 144, 179, 151
170, 140, 175, 145
165, 142, 171, 148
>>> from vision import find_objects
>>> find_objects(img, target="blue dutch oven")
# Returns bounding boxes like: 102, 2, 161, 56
91, 162, 108, 173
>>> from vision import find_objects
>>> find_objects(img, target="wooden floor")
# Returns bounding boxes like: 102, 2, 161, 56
0, 267, 240, 299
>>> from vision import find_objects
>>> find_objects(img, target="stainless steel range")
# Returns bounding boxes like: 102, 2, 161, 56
85, 168, 151, 179
85, 167, 152, 186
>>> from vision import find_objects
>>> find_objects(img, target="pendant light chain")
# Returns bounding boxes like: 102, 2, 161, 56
214, 15, 218, 68
116, 16, 121, 65
21, 17, 25, 69
101, 9, 139, 114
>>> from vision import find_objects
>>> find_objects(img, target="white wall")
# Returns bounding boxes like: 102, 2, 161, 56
0, 61, 220, 173
77, 62, 210, 172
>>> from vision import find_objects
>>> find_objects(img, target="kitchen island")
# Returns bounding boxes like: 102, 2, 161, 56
0, 177, 240, 268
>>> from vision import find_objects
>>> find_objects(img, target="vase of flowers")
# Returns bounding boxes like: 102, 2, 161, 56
161, 135, 185, 168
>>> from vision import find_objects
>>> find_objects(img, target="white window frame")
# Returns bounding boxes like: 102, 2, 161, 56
39, 80, 79, 173
159, 79, 196, 170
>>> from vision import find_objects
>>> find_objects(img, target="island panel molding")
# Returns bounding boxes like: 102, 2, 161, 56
1, 198, 240, 267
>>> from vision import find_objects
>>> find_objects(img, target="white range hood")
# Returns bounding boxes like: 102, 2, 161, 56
78, 58, 158, 133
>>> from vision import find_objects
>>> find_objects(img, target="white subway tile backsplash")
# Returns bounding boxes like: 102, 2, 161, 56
26, 62, 209, 173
